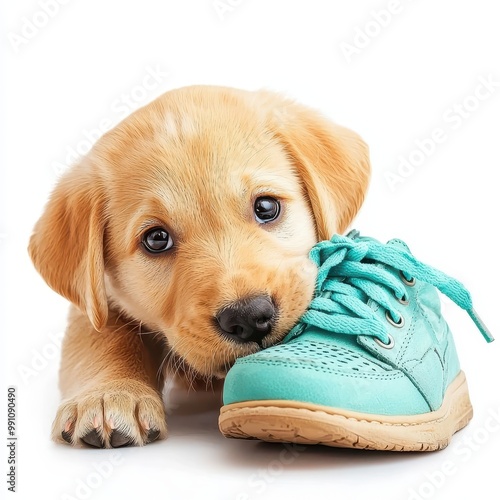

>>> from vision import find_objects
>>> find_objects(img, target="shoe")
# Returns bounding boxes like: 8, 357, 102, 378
219, 230, 493, 451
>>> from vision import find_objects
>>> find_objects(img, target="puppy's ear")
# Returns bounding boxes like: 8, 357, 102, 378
264, 94, 370, 239
28, 161, 108, 331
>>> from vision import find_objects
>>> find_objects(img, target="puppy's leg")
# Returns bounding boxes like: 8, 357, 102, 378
52, 307, 168, 448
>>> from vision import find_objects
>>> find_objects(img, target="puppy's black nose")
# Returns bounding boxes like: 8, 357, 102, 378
216, 295, 275, 344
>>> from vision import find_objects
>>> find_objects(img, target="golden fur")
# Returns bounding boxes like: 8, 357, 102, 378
29, 86, 370, 447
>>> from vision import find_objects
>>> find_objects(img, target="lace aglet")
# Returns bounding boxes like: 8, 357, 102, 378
469, 308, 495, 343
346, 229, 360, 239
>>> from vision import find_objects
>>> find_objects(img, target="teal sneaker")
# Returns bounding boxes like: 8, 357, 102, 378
219, 231, 493, 451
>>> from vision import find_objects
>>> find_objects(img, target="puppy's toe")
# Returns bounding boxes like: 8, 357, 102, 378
147, 429, 161, 443
61, 430, 73, 444
82, 429, 105, 448
109, 430, 134, 448
52, 400, 79, 445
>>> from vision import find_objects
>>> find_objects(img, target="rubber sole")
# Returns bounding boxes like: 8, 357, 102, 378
219, 371, 473, 452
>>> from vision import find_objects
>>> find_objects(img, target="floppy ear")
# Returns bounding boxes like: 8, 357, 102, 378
28, 162, 108, 331
264, 94, 370, 239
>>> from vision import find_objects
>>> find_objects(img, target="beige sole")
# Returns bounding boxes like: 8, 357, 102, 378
219, 371, 473, 452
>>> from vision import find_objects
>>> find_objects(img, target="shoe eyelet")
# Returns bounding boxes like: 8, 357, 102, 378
397, 294, 409, 306
385, 310, 405, 328
375, 334, 395, 349
399, 271, 416, 287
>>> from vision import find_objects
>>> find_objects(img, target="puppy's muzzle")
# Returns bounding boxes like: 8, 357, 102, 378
215, 295, 276, 345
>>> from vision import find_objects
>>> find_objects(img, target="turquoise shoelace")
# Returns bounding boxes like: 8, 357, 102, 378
287, 231, 494, 345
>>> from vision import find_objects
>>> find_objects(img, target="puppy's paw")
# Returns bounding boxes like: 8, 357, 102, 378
52, 380, 167, 448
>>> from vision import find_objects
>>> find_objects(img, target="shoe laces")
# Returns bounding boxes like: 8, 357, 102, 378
287, 230, 494, 345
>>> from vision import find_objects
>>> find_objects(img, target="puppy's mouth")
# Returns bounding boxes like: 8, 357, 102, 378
166, 328, 288, 382
211, 327, 289, 379
215, 327, 270, 350
187, 331, 286, 380
164, 297, 288, 380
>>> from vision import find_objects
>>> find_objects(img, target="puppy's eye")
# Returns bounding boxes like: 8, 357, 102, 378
254, 197, 281, 223
142, 227, 173, 253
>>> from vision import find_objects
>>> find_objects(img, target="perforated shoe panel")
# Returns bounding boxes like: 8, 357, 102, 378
237, 339, 394, 377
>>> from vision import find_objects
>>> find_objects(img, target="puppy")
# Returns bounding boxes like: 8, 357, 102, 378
29, 86, 370, 448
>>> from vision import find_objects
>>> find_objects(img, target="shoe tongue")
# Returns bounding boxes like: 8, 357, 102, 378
348, 230, 412, 254
386, 237, 411, 253
346, 229, 379, 245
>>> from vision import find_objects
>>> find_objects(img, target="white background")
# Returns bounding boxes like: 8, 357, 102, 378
2, 1, 500, 499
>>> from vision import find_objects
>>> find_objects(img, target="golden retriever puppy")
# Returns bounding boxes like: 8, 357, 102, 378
29, 86, 370, 448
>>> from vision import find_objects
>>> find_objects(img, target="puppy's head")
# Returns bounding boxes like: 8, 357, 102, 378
29, 86, 370, 379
